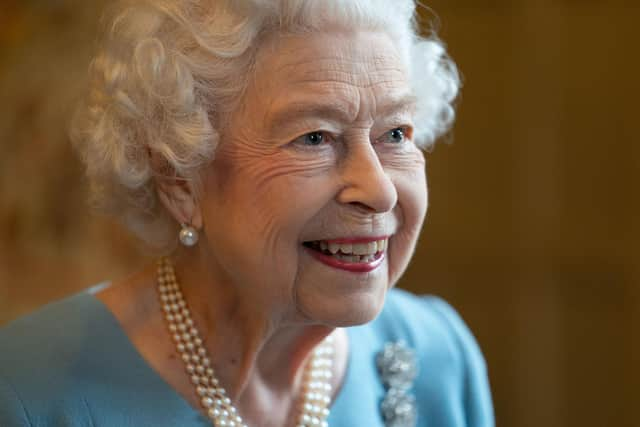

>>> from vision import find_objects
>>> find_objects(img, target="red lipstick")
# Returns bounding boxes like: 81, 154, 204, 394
304, 243, 386, 273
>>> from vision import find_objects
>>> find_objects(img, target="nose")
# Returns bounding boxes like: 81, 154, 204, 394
336, 142, 398, 213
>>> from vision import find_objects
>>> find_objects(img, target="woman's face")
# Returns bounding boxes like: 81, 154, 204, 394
199, 30, 427, 326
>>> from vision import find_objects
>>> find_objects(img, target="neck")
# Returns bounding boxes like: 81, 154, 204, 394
169, 249, 335, 402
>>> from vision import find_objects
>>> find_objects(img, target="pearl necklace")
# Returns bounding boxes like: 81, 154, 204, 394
157, 257, 334, 427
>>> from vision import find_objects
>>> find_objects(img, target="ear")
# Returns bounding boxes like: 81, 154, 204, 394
156, 177, 203, 229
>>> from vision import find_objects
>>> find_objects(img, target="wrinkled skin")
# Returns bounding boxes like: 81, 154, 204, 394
196, 30, 427, 329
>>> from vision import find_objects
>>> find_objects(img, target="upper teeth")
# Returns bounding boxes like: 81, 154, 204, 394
319, 239, 387, 255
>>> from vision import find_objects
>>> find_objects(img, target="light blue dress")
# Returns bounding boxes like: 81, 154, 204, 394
0, 288, 494, 426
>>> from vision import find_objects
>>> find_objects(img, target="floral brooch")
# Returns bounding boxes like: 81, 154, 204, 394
376, 341, 418, 427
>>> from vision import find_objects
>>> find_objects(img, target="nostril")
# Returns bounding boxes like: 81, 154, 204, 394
349, 201, 376, 213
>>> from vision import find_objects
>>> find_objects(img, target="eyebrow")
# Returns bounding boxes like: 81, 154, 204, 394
267, 93, 418, 134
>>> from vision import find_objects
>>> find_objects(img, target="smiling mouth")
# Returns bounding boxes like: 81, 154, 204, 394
302, 237, 388, 272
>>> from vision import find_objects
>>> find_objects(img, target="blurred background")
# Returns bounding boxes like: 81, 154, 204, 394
0, 1, 638, 426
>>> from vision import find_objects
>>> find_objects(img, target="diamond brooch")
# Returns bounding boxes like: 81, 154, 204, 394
376, 341, 418, 427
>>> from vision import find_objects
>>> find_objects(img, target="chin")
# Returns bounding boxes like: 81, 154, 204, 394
296, 283, 388, 327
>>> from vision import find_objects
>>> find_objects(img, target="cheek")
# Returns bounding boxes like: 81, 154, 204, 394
384, 149, 428, 282
203, 144, 339, 259
384, 148, 428, 230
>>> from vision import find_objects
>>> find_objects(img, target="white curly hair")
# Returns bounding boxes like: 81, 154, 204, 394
71, 0, 460, 250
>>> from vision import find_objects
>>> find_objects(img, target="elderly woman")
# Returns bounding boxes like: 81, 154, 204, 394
0, 1, 493, 426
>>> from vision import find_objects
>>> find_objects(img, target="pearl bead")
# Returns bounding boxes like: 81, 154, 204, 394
179, 226, 199, 246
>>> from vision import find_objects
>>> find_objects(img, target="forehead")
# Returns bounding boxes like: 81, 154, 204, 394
250, 31, 411, 116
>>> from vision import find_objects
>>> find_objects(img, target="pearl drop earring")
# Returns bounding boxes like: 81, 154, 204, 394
179, 223, 199, 247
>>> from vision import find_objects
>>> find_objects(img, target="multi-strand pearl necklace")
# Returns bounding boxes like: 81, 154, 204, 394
157, 257, 334, 427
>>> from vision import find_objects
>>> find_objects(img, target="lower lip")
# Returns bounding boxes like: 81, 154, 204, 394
305, 248, 385, 273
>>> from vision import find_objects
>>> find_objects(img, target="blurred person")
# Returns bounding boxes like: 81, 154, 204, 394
0, 1, 493, 426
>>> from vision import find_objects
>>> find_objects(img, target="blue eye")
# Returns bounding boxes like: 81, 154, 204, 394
383, 127, 407, 144
303, 131, 324, 145
292, 131, 328, 147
